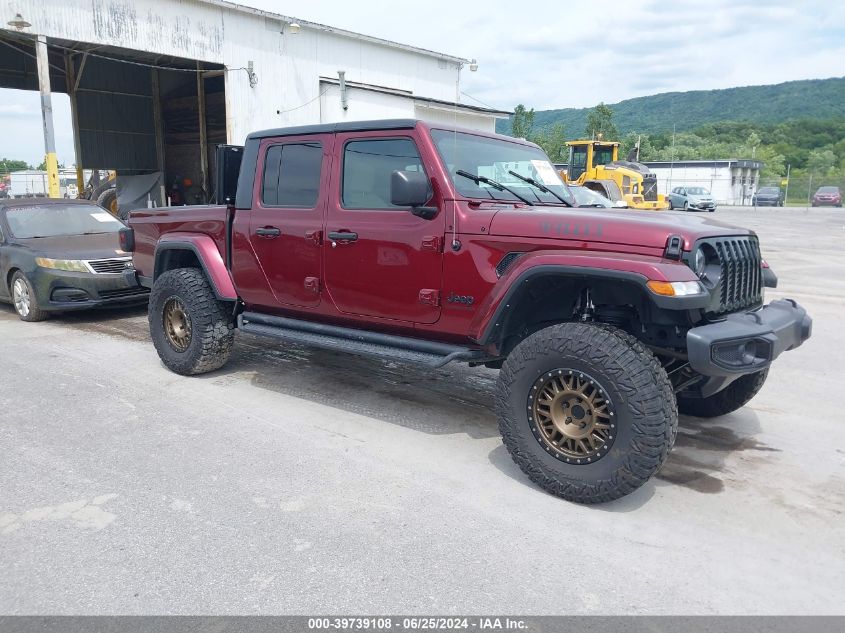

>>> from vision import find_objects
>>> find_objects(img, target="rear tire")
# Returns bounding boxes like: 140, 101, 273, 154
677, 370, 768, 418
10, 271, 48, 322
496, 323, 677, 504
667, 199, 673, 210
149, 268, 234, 375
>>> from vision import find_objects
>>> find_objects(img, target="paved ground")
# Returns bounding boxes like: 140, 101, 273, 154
1, 206, 844, 615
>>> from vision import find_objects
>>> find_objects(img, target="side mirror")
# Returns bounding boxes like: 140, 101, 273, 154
391, 170, 436, 219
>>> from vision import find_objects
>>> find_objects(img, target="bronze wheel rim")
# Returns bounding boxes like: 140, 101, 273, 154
528, 369, 616, 464
163, 297, 192, 352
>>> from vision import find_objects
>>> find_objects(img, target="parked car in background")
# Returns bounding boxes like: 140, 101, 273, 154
812, 186, 842, 207
0, 199, 149, 321
569, 185, 627, 208
667, 186, 716, 212
752, 187, 784, 207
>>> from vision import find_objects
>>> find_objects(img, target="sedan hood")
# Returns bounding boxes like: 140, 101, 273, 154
688, 195, 714, 203
488, 206, 752, 251
16, 232, 128, 260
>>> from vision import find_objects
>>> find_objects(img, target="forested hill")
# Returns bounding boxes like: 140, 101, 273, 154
496, 77, 845, 136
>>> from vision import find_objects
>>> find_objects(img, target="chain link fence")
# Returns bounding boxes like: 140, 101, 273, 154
759, 174, 845, 206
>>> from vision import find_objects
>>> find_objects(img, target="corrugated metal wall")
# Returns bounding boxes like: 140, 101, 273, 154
75, 56, 156, 169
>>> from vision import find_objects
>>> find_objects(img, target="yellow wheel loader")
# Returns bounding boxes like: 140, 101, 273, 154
561, 140, 668, 210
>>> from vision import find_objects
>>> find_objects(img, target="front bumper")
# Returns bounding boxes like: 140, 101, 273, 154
687, 299, 811, 378
32, 267, 149, 311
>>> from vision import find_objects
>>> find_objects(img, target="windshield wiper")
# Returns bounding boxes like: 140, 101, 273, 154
508, 170, 572, 206
456, 170, 534, 206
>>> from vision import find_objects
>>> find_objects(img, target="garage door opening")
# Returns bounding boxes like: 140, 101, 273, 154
0, 31, 227, 214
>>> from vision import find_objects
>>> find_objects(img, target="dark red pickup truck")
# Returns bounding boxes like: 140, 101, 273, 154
123, 119, 811, 504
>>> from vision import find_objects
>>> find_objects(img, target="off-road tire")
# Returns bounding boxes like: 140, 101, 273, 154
10, 271, 49, 322
677, 370, 768, 418
149, 268, 234, 375
96, 188, 118, 216
496, 323, 677, 504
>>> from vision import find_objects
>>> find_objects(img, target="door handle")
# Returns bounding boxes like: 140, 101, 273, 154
327, 231, 358, 242
256, 226, 281, 238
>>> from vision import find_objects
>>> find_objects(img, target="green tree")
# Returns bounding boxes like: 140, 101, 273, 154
585, 102, 618, 140
533, 123, 567, 162
621, 132, 655, 161
511, 104, 535, 139
1, 158, 30, 173
806, 149, 836, 176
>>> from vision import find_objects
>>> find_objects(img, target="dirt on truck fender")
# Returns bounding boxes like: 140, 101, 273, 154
122, 119, 812, 504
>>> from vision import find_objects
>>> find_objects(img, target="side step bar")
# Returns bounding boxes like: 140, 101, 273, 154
238, 312, 486, 368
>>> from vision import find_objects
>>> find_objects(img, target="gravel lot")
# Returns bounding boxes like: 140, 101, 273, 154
1, 206, 843, 615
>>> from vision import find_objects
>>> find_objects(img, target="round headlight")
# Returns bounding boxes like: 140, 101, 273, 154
694, 249, 706, 276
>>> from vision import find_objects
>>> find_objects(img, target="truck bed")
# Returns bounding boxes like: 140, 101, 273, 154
127, 205, 228, 280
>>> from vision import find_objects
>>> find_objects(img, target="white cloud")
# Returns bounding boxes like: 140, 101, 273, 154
1, 0, 841, 166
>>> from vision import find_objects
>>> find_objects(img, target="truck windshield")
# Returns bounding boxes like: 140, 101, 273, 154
431, 129, 574, 205
5, 203, 123, 238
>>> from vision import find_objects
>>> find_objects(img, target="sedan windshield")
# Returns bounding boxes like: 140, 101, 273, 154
5, 203, 123, 238
686, 187, 710, 195
431, 129, 575, 205
758, 188, 778, 194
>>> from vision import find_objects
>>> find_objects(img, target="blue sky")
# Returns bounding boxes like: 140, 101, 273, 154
1, 0, 843, 167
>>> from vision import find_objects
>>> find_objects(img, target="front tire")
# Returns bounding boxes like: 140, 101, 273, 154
677, 370, 768, 418
496, 323, 677, 504
149, 268, 234, 375
10, 271, 48, 322
683, 201, 689, 211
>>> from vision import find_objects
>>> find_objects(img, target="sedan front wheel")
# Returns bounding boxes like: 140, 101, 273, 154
10, 271, 48, 322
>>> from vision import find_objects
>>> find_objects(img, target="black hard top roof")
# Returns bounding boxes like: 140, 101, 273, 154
247, 119, 420, 140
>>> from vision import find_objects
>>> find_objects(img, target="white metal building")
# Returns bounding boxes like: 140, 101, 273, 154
0, 0, 508, 203
643, 159, 763, 206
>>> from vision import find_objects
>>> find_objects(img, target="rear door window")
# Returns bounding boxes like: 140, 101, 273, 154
261, 142, 323, 208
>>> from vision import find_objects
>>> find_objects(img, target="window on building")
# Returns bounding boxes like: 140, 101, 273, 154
261, 142, 323, 208
342, 138, 425, 209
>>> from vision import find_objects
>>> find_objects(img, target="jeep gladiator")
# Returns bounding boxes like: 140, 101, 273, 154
123, 119, 812, 504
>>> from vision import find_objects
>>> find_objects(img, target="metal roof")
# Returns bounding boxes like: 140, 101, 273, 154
196, 0, 470, 64
644, 159, 763, 169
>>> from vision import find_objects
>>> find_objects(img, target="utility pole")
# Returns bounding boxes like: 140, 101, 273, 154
36, 35, 60, 198
668, 124, 676, 192
784, 163, 791, 203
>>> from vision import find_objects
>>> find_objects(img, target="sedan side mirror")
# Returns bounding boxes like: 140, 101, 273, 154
391, 170, 437, 220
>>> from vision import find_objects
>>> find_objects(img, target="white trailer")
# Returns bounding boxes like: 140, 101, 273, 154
9, 170, 50, 198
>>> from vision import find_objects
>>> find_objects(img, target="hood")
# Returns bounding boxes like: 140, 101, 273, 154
15, 232, 128, 259
688, 194, 714, 202
488, 206, 752, 251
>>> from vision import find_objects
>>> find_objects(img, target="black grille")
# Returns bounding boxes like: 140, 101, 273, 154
642, 176, 658, 201
88, 258, 132, 274
711, 237, 763, 314
99, 287, 149, 299
496, 252, 523, 278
